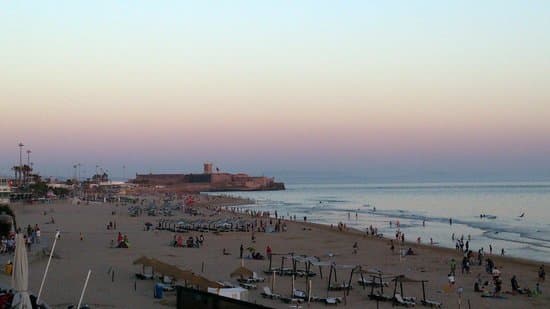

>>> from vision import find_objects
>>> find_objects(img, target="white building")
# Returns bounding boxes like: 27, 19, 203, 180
0, 178, 11, 204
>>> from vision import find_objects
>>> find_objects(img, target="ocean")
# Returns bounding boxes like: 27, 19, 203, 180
211, 182, 550, 263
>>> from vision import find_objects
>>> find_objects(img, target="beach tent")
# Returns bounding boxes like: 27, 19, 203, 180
324, 263, 357, 296
147, 259, 195, 282
230, 266, 253, 279
189, 275, 223, 291
11, 234, 32, 309
133, 256, 154, 267
391, 275, 423, 298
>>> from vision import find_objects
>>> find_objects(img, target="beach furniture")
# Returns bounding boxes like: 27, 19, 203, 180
239, 282, 257, 289
368, 291, 393, 302
329, 282, 352, 291
419, 280, 442, 307
420, 299, 442, 308
324, 297, 342, 305
293, 289, 307, 299
394, 293, 415, 307
261, 286, 281, 299
358, 277, 389, 287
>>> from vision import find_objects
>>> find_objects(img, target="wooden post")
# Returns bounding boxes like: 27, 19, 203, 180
422, 281, 426, 302
327, 265, 333, 297
346, 268, 354, 296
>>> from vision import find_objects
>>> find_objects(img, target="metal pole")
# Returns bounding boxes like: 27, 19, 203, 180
77, 270, 92, 309
18, 142, 24, 185
271, 270, 275, 291
308, 279, 312, 303
37, 231, 60, 305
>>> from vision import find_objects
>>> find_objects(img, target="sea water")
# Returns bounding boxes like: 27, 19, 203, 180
211, 182, 550, 263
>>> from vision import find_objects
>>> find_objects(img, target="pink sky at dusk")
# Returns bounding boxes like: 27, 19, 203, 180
1, 1, 549, 180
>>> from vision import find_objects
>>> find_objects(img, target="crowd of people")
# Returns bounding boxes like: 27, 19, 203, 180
1, 224, 41, 254
171, 234, 204, 248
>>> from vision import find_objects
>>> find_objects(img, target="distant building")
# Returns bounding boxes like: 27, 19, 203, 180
132, 163, 284, 192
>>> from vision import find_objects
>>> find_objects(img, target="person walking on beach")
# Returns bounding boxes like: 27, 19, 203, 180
461, 256, 470, 274
489, 244, 493, 254
352, 242, 358, 254
450, 258, 456, 276
36, 227, 40, 244
539, 265, 546, 282
239, 244, 243, 259
390, 240, 395, 253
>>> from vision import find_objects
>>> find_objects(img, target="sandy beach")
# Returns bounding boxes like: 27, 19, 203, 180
1, 198, 548, 308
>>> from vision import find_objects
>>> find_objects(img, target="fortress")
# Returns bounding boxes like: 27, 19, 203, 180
131, 163, 285, 192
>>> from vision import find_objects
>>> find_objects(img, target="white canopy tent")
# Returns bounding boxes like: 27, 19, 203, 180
12, 233, 32, 309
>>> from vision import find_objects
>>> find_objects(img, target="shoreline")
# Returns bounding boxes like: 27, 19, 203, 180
211, 190, 550, 264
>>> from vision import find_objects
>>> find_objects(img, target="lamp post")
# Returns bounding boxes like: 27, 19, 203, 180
18, 142, 24, 185
26, 150, 31, 166
77, 163, 81, 182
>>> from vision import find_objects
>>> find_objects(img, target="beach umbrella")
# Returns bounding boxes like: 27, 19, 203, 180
230, 266, 253, 279
145, 258, 194, 281
12, 234, 32, 309
189, 275, 223, 291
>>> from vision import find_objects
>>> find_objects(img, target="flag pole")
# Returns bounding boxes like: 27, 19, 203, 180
37, 231, 60, 304
77, 270, 92, 309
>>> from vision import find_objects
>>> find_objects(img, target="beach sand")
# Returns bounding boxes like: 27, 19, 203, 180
1, 198, 548, 308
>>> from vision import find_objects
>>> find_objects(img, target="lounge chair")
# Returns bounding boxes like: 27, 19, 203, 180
251, 272, 265, 282
369, 291, 393, 301
293, 289, 307, 299
311, 297, 342, 305
421, 299, 442, 308
394, 293, 415, 307
237, 273, 265, 284
358, 278, 389, 287
216, 281, 235, 288
329, 282, 352, 291
280, 296, 303, 304
239, 282, 257, 289
261, 286, 281, 299
135, 272, 153, 280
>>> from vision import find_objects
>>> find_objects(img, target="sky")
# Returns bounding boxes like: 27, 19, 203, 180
1, 1, 550, 182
